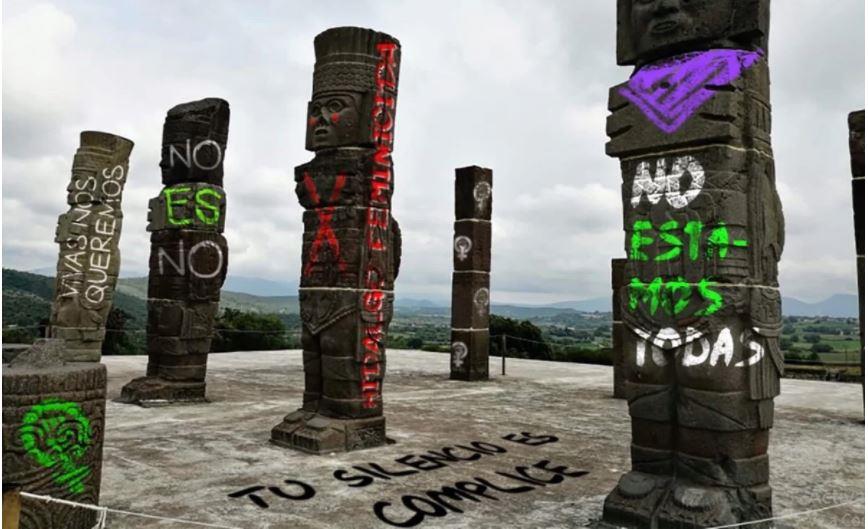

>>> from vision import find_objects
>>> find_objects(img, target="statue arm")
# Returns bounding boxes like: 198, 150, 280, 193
391, 216, 402, 279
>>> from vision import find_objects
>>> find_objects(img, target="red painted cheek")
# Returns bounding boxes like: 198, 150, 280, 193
308, 117, 317, 127
330, 113, 340, 124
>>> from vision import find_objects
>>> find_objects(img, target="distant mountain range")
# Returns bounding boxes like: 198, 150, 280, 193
15, 268, 861, 318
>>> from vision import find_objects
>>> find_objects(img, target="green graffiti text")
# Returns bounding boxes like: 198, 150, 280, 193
19, 398, 93, 494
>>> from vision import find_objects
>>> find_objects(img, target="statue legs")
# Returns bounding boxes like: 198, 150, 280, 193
271, 311, 387, 453
603, 321, 775, 528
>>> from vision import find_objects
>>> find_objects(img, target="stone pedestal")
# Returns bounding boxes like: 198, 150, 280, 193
270, 26, 402, 453
450, 166, 493, 381
2, 340, 107, 529
49, 131, 133, 362
271, 411, 386, 454
119, 98, 230, 406
600, 2, 781, 528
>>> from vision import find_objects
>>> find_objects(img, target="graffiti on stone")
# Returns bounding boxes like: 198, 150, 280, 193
630, 156, 705, 208
50, 132, 133, 362
451, 341, 468, 369
454, 236, 472, 261
229, 432, 577, 526
473, 288, 490, 316
270, 27, 402, 454
603, 2, 781, 527
119, 98, 230, 405
619, 49, 763, 134
19, 398, 93, 494
472, 181, 491, 214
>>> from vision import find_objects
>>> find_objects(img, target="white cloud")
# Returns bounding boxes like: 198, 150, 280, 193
2, 0, 864, 304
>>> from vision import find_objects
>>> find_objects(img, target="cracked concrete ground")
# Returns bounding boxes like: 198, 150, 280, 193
96, 350, 864, 528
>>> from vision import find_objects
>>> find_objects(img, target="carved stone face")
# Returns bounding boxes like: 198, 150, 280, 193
630, 0, 734, 60
306, 92, 364, 149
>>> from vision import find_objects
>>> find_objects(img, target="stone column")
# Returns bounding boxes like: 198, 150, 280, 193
600, 2, 782, 528
611, 258, 627, 399
270, 27, 402, 454
50, 132, 133, 362
3, 340, 107, 529
119, 98, 230, 405
849, 110, 864, 396
450, 166, 493, 380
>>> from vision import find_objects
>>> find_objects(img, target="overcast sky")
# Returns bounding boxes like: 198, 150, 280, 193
3, 0, 865, 304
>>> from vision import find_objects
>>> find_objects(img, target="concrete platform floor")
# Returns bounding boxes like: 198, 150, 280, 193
97, 350, 865, 528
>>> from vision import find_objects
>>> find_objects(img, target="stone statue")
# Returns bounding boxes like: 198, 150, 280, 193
600, 1, 782, 527
50, 132, 134, 362
848, 110, 864, 397
270, 26, 402, 453
611, 258, 627, 399
119, 98, 230, 405
450, 166, 492, 380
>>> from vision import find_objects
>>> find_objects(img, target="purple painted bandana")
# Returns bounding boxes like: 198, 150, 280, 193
620, 49, 763, 134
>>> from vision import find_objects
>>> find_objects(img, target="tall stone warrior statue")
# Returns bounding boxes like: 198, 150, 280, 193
601, 1, 783, 528
50, 132, 134, 362
271, 27, 402, 454
450, 166, 492, 380
848, 110, 864, 396
120, 98, 230, 405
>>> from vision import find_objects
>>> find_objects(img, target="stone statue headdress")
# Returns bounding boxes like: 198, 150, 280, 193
306, 26, 400, 150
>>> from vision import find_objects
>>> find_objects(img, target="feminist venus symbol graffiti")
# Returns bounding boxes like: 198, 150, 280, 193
454, 236, 472, 261
19, 398, 93, 494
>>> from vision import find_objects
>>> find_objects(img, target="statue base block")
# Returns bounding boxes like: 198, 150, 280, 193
117, 376, 207, 407
601, 472, 774, 529
270, 410, 387, 454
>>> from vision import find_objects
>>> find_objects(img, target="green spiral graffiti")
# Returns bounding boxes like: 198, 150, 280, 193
19, 397, 93, 494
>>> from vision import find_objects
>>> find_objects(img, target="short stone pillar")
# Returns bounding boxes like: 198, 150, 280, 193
270, 27, 402, 454
2, 340, 107, 529
611, 258, 627, 399
849, 110, 864, 395
49, 131, 133, 362
119, 98, 230, 405
600, 2, 783, 528
450, 166, 492, 380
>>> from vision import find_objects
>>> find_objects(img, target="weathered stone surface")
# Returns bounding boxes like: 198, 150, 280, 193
449, 330, 490, 381
49, 131, 133, 362
2, 344, 30, 364
849, 110, 864, 397
86, 351, 866, 529
615, 0, 769, 66
160, 98, 230, 187
119, 98, 229, 406
611, 258, 627, 399
271, 26, 402, 453
2, 360, 107, 529
451, 272, 491, 331
601, 2, 780, 527
455, 166, 493, 221
453, 220, 491, 272
9, 339, 65, 369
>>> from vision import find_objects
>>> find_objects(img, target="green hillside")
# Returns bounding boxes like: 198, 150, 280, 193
2, 268, 148, 329
115, 276, 298, 314
2, 269, 298, 335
